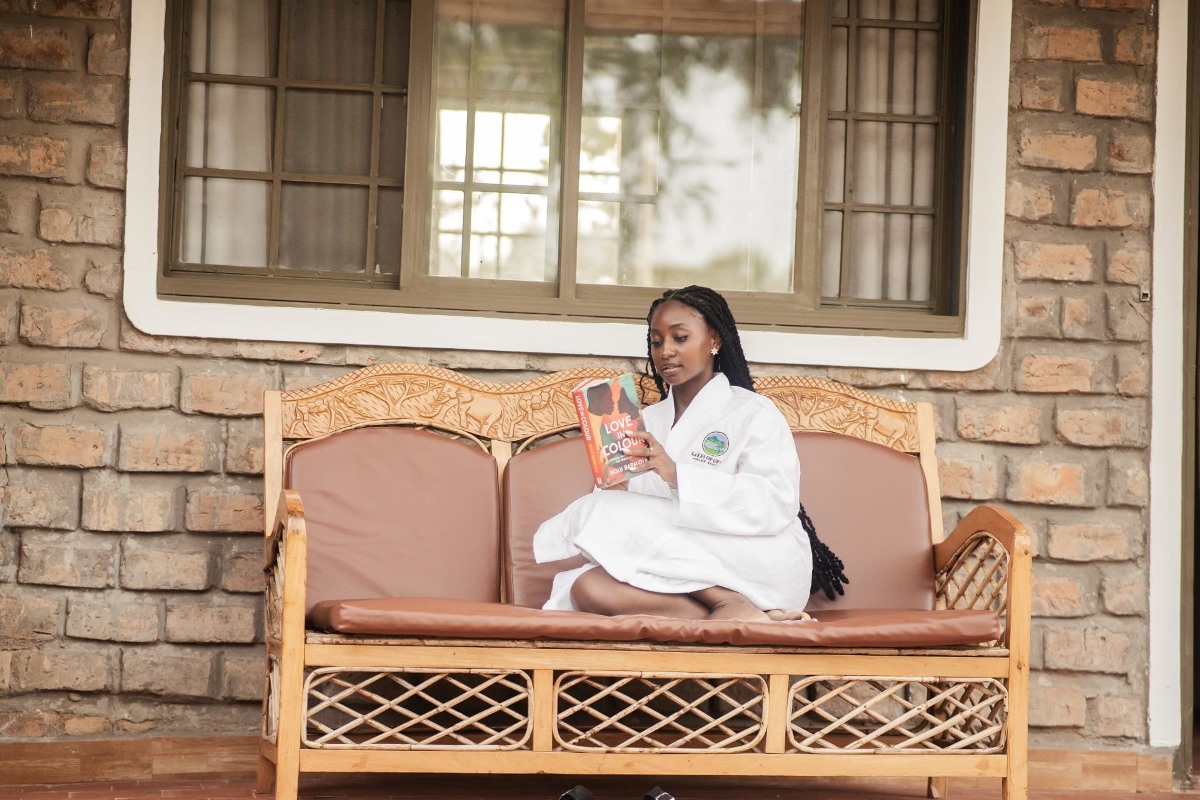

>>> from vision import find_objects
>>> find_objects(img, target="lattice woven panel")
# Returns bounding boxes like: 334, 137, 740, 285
303, 667, 532, 750
788, 676, 1007, 753
555, 671, 766, 752
937, 532, 1010, 616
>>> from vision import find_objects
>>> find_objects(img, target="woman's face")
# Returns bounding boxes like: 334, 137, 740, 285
649, 300, 720, 392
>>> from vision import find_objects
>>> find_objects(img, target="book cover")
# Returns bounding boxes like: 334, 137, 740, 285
571, 372, 649, 488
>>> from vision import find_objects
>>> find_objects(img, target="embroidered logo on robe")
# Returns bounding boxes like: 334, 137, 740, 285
701, 431, 730, 457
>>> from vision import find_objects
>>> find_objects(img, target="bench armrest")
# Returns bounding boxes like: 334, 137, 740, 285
264, 488, 309, 644
933, 505, 1033, 647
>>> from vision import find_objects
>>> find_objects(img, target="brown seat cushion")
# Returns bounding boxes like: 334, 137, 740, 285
286, 427, 501, 615
503, 431, 936, 612
309, 597, 1001, 648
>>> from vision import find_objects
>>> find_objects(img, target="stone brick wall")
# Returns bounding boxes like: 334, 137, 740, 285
0, 0, 1159, 748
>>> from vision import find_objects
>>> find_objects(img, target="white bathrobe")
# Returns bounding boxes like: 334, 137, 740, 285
534, 373, 813, 612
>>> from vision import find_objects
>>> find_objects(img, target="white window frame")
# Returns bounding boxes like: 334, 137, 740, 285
124, 0, 1010, 370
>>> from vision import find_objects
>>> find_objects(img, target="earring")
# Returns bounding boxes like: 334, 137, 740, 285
710, 346, 720, 356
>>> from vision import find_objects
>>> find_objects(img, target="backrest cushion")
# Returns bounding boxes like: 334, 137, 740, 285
797, 431, 935, 612
285, 427, 501, 614
504, 437, 593, 608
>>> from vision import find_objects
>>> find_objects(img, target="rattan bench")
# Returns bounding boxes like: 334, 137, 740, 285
256, 364, 1031, 800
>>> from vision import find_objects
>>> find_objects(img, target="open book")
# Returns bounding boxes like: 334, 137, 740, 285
571, 373, 649, 488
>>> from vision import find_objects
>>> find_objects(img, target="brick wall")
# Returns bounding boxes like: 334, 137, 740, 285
0, 0, 1159, 747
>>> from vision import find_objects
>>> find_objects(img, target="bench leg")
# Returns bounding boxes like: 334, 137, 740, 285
255, 747, 275, 794
926, 776, 948, 798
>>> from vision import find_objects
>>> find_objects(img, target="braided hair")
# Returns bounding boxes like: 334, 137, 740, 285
644, 286, 848, 602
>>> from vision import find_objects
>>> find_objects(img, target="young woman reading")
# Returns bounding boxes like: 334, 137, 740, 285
534, 285, 845, 622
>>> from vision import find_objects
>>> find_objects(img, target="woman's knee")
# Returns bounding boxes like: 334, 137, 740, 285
569, 570, 612, 614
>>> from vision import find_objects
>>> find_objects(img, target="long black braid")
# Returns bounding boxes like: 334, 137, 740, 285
644, 286, 848, 602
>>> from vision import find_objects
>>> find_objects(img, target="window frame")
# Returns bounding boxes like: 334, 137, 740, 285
126, 0, 1009, 369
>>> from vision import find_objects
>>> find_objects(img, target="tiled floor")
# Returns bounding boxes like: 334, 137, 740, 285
2, 774, 1199, 800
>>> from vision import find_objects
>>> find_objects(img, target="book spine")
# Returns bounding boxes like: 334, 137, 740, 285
572, 387, 605, 487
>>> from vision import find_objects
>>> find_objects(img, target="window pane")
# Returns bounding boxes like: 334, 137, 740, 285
821, 210, 843, 298
847, 211, 932, 301
430, 0, 565, 283
383, 0, 413, 85
188, 0, 277, 77
283, 90, 372, 175
380, 95, 408, 179
287, 0, 375, 83
185, 83, 274, 171
576, 0, 803, 294
179, 177, 270, 267
376, 188, 404, 274
279, 183, 368, 271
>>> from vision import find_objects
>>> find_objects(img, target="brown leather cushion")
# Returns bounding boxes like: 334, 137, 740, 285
503, 430, 936, 612
797, 432, 935, 612
309, 597, 1000, 648
286, 427, 501, 614
503, 436, 593, 608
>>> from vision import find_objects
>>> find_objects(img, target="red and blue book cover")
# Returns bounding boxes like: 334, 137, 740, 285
572, 373, 648, 488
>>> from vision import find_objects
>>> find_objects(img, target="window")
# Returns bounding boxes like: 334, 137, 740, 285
157, 0, 974, 335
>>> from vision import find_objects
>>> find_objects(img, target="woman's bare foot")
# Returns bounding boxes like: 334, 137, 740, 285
767, 609, 814, 622
690, 586, 812, 622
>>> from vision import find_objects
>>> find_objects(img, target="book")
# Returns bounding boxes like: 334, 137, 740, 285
571, 373, 649, 488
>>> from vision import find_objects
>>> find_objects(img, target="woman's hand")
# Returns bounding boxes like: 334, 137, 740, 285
625, 431, 677, 486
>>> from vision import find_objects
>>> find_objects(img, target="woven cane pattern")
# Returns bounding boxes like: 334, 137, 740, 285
936, 532, 1010, 616
788, 676, 1007, 753
555, 672, 766, 752
263, 656, 280, 745
302, 668, 532, 750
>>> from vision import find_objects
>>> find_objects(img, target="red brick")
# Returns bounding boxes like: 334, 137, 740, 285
1114, 26, 1152, 65
1107, 129, 1152, 174
1114, 350, 1148, 396
83, 256, 120, 297
1079, 0, 1148, 9
1057, 404, 1145, 448
0, 77, 18, 119
1071, 187, 1150, 229
121, 647, 213, 697
1015, 295, 1058, 338
13, 422, 110, 467
14, 647, 111, 692
937, 451, 999, 501
1107, 288, 1151, 340
17, 531, 115, 588
86, 31, 126, 76
0, 246, 70, 289
916, 358, 1002, 391
117, 424, 221, 472
220, 542, 264, 593
1026, 26, 1102, 62
1017, 130, 1097, 171
1107, 236, 1150, 285
164, 601, 257, 644
0, 26, 73, 71
1013, 240, 1093, 281
1061, 295, 1103, 340
1029, 678, 1086, 728
120, 537, 211, 591
957, 404, 1042, 445
28, 78, 119, 125
1047, 521, 1140, 561
64, 715, 111, 736
1006, 459, 1098, 507
1093, 694, 1142, 739
1032, 569, 1094, 618
1102, 567, 1147, 615
0, 593, 62, 639
224, 419, 264, 474
0, 135, 68, 178
1075, 76, 1152, 121
83, 366, 175, 411
0, 362, 72, 405
181, 371, 275, 416
1005, 176, 1059, 222
1108, 453, 1149, 506
1015, 354, 1100, 393
19, 305, 108, 348
38, 203, 122, 246
66, 596, 158, 642
4, 467, 81, 529
81, 472, 182, 532
1017, 71, 1065, 112
185, 487, 264, 533
221, 648, 263, 700
1043, 623, 1139, 674
86, 141, 124, 189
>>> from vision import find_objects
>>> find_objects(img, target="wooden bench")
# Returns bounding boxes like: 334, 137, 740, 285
256, 364, 1031, 800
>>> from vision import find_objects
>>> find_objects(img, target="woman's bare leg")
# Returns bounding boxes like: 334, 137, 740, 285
571, 568, 709, 618
691, 587, 812, 622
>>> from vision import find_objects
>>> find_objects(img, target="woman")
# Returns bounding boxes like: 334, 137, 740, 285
534, 286, 839, 622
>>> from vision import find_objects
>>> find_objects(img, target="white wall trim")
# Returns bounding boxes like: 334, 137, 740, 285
124, 0, 1009, 370
1148, 0, 1188, 750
